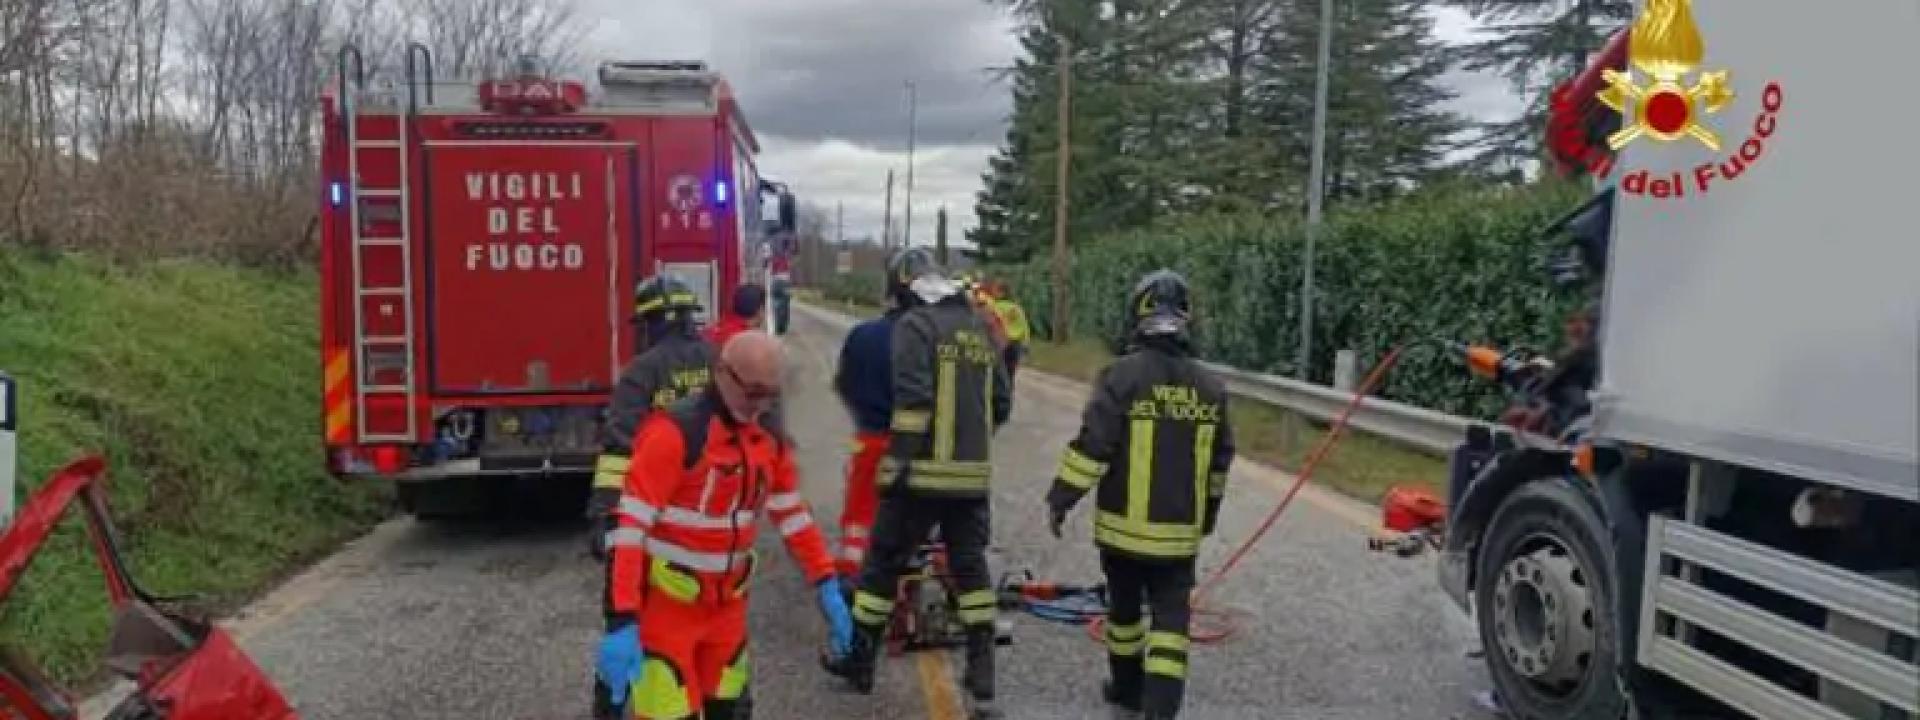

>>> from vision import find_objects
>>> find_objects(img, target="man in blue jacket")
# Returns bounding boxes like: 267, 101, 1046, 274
830, 256, 911, 579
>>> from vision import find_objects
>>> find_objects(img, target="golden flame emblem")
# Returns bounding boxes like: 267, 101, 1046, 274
1598, 0, 1734, 150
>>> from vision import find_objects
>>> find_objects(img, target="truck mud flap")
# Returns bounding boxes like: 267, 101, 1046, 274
1637, 515, 1919, 720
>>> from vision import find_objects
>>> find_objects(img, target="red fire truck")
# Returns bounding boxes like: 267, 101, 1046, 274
318, 46, 796, 516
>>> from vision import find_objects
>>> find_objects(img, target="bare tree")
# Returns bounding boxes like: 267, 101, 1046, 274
2, 0, 588, 262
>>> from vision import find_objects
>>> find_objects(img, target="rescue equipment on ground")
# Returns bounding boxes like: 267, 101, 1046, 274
876, 542, 1016, 654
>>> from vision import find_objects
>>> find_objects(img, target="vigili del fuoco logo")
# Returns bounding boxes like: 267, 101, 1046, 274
1552, 0, 1783, 199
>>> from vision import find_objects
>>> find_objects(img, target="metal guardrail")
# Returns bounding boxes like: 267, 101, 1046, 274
1197, 361, 1468, 456
793, 301, 1471, 456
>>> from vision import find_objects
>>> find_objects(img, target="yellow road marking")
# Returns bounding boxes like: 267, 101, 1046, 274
916, 651, 966, 720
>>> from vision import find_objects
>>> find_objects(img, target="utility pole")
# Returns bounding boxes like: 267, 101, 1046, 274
903, 80, 919, 248
882, 168, 895, 250
1297, 0, 1334, 380
1050, 35, 1073, 342
835, 201, 845, 275
935, 206, 949, 265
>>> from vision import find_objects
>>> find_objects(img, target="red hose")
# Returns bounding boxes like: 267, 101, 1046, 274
1086, 346, 1407, 646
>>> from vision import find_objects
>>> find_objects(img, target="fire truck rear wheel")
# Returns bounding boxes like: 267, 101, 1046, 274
1474, 479, 1627, 720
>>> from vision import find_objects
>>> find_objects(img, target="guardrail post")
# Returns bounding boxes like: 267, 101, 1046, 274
1, 371, 16, 527
1332, 349, 1357, 392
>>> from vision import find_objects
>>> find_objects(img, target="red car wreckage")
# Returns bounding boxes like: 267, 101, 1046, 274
0, 457, 297, 720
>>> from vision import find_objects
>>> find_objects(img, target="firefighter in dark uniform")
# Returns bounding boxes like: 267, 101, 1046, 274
1045, 270, 1234, 720
589, 274, 714, 719
828, 248, 1012, 718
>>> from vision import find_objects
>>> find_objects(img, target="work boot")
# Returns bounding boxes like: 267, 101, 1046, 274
824, 622, 882, 694
963, 625, 1000, 718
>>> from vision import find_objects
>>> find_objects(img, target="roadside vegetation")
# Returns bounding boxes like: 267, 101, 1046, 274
0, 248, 389, 685
0, 0, 586, 688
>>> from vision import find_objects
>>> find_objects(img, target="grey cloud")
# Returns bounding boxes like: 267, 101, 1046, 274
715, 1, 1017, 151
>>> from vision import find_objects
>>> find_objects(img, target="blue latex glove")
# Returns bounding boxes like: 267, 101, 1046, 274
816, 577, 854, 659
597, 622, 641, 705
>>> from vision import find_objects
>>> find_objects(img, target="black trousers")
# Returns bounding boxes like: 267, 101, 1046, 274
856, 494, 994, 618
1102, 551, 1195, 718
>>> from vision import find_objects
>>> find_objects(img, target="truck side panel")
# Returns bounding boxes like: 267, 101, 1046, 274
645, 116, 735, 324
1593, 1, 1920, 501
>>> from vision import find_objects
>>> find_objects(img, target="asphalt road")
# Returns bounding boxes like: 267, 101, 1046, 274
226, 303, 1492, 720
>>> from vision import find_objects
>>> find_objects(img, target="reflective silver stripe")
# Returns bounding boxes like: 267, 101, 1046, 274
778, 511, 816, 537
606, 527, 649, 548
767, 492, 803, 511
618, 497, 660, 526
647, 538, 752, 573
843, 526, 869, 540
660, 506, 756, 529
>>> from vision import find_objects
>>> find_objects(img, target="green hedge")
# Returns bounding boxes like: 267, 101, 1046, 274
818, 270, 887, 309
989, 181, 1590, 418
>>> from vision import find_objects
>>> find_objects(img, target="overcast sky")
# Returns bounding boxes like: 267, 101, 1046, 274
579, 1, 1523, 246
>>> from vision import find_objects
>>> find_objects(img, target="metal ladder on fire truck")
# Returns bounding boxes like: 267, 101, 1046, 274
335, 44, 434, 445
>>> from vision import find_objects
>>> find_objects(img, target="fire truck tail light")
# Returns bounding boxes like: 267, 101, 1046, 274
714, 180, 729, 206
329, 182, 346, 208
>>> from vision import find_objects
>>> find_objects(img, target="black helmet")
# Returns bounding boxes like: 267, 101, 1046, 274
1128, 269, 1191, 337
886, 247, 951, 306
633, 274, 701, 322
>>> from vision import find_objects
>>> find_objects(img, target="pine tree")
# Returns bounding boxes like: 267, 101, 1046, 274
1444, 0, 1634, 167
1258, 0, 1464, 207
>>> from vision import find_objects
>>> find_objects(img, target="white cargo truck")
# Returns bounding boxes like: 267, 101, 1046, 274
1434, 2, 1920, 719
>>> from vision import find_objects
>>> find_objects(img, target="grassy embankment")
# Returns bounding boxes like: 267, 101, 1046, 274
793, 288, 1445, 505
0, 247, 389, 685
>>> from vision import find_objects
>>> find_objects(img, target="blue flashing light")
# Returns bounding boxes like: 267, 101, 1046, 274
328, 181, 347, 208
714, 180, 730, 206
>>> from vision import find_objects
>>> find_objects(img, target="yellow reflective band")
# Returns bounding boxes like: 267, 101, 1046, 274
1106, 620, 1147, 640
1193, 423, 1216, 520
913, 460, 990, 477
1057, 446, 1105, 490
1106, 620, 1147, 656
891, 409, 930, 433
593, 454, 630, 489
1145, 655, 1188, 678
956, 589, 997, 625
853, 591, 895, 626
666, 292, 698, 306
1145, 631, 1191, 678
1095, 512, 1201, 558
715, 648, 750, 700
635, 297, 666, 315
934, 359, 956, 461
1127, 419, 1155, 521
1147, 631, 1191, 653
907, 472, 990, 493
650, 556, 702, 604
633, 656, 693, 719
1208, 472, 1229, 498
1062, 446, 1108, 478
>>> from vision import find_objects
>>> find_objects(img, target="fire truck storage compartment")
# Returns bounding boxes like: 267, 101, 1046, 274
423, 142, 636, 396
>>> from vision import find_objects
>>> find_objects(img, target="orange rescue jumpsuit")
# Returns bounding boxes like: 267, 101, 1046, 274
608, 400, 836, 719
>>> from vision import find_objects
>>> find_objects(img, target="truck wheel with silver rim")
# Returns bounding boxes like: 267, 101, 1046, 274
1475, 479, 1627, 720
